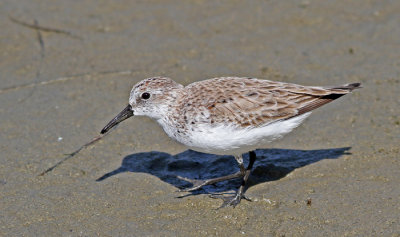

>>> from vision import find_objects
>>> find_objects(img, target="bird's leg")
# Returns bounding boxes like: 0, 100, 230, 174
218, 150, 256, 208
234, 154, 246, 175
178, 155, 246, 192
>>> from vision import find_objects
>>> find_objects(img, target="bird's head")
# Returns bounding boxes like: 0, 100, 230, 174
100, 77, 183, 134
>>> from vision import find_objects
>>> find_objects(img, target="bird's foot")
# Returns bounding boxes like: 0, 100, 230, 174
177, 176, 208, 192
210, 192, 252, 208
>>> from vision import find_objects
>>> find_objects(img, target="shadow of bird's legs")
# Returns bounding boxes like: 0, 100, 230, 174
178, 155, 246, 192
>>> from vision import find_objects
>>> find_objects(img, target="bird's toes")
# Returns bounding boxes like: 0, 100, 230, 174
210, 192, 251, 208
242, 194, 252, 202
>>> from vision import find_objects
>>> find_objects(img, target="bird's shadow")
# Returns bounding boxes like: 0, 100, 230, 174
96, 147, 351, 196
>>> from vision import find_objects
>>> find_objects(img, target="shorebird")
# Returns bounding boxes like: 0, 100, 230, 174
101, 77, 361, 207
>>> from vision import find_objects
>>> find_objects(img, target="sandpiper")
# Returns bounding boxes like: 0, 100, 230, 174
101, 77, 361, 207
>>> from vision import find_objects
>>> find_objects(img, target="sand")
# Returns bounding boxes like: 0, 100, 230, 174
1, 0, 399, 236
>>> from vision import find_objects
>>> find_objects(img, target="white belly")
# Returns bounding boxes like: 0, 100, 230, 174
158, 112, 311, 156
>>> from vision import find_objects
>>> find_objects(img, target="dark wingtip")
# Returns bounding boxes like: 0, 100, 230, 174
331, 82, 362, 91
100, 129, 107, 134
346, 82, 362, 90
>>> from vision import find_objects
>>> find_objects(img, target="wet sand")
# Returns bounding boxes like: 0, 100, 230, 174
1, 0, 399, 235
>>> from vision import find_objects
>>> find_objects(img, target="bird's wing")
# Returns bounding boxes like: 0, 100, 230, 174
184, 77, 360, 127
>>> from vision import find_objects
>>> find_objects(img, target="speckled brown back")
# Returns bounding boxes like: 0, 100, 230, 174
178, 77, 359, 128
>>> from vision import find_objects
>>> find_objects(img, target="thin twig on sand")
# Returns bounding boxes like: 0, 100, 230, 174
9, 15, 82, 40
0, 70, 133, 94
18, 19, 45, 103
38, 126, 116, 176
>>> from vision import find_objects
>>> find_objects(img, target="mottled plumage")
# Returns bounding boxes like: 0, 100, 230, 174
181, 77, 355, 127
101, 76, 361, 207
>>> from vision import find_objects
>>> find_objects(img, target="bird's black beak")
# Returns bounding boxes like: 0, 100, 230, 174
101, 104, 134, 134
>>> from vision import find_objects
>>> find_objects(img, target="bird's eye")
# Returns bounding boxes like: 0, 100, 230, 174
141, 92, 151, 100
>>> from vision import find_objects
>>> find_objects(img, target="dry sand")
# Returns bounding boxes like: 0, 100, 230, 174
0, 0, 399, 236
